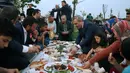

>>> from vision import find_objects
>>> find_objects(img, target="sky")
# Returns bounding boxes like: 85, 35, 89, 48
24, 0, 130, 18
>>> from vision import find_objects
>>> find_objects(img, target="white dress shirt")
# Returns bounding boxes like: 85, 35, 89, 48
22, 26, 29, 53
47, 20, 57, 33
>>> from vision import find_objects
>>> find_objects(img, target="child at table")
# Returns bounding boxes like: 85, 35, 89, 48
108, 37, 130, 73
36, 20, 50, 50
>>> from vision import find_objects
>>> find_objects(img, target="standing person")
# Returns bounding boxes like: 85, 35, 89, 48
51, 5, 61, 33
32, 9, 41, 20
52, 1, 72, 21
31, 9, 41, 41
81, 11, 130, 69
26, 4, 34, 17
51, 5, 61, 23
70, 15, 102, 54
58, 15, 73, 41
87, 13, 93, 22
19, 13, 25, 23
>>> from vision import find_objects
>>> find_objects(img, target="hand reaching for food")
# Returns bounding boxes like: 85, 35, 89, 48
108, 53, 118, 65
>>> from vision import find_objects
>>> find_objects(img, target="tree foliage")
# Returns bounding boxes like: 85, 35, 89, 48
126, 8, 130, 13
102, 4, 108, 19
14, 0, 41, 12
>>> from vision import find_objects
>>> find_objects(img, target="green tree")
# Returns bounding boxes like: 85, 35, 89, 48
102, 4, 108, 20
72, 0, 78, 20
80, 10, 86, 19
14, 0, 41, 12
126, 8, 130, 13
72, 0, 85, 20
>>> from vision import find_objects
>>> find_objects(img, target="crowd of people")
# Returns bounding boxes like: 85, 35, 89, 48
0, 0, 130, 73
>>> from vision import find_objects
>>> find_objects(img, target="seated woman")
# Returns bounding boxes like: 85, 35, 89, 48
79, 30, 110, 72
92, 30, 108, 52
79, 31, 108, 61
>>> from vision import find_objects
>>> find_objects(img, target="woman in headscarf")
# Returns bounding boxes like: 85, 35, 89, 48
81, 20, 130, 69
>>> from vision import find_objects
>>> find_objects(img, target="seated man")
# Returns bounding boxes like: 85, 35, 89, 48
0, 17, 19, 73
37, 19, 50, 48
58, 15, 73, 41
0, 6, 40, 70
47, 15, 57, 39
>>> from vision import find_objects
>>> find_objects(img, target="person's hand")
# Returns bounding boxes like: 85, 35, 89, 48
32, 30, 38, 39
69, 46, 78, 55
80, 61, 91, 69
37, 36, 42, 42
6, 69, 19, 73
78, 54, 88, 63
108, 53, 118, 65
94, 48, 104, 53
42, 31, 48, 35
28, 45, 40, 53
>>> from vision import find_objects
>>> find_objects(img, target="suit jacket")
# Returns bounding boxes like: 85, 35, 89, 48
15, 22, 35, 46
51, 8, 61, 21
0, 22, 29, 70
58, 21, 73, 41
0, 39, 29, 70
52, 4, 72, 21
15, 22, 25, 44
76, 20, 102, 53
26, 8, 34, 16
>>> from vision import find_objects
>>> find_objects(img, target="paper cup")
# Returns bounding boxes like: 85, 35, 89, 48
97, 67, 105, 73
83, 69, 92, 73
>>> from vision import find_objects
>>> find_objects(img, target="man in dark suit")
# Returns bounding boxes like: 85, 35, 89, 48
58, 15, 73, 41
0, 17, 19, 73
51, 1, 72, 21
70, 15, 102, 54
0, 6, 40, 70
51, 5, 61, 33
26, 4, 34, 17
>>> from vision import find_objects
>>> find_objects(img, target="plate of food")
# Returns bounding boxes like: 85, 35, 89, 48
29, 60, 47, 70
68, 64, 77, 73
44, 62, 77, 73
44, 62, 68, 72
26, 68, 47, 73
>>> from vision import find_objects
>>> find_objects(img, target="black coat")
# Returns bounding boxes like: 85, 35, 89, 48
76, 21, 102, 53
0, 40, 29, 70
15, 22, 25, 44
52, 4, 72, 21
0, 23, 29, 70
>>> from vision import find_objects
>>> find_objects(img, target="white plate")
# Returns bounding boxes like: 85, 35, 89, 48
44, 62, 54, 71
44, 62, 68, 72
26, 68, 47, 73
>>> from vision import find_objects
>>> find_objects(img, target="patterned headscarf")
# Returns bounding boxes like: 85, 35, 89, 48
111, 20, 130, 41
